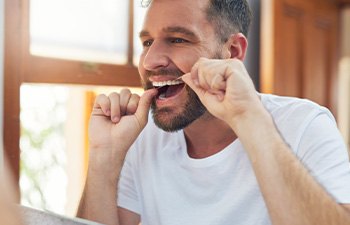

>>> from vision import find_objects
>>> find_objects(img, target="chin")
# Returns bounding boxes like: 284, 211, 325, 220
151, 106, 206, 133
151, 107, 186, 132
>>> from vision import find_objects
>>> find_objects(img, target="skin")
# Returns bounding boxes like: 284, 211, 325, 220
77, 0, 350, 224
0, 162, 23, 225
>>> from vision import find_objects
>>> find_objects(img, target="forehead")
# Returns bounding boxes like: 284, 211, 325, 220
141, 0, 212, 36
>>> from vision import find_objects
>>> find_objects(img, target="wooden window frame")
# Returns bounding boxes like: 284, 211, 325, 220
4, 0, 141, 199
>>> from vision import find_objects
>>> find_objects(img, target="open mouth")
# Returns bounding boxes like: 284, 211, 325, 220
153, 79, 185, 100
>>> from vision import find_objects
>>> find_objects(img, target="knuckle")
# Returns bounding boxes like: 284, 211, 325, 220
120, 88, 131, 95
108, 92, 120, 99
129, 94, 140, 104
130, 94, 140, 104
108, 93, 121, 108
95, 94, 107, 102
120, 90, 132, 104
94, 94, 109, 106
127, 103, 138, 115
127, 103, 138, 114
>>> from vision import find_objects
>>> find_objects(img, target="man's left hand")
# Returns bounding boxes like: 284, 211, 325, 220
182, 57, 262, 127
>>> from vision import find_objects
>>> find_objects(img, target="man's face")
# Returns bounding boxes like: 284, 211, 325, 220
138, 0, 224, 132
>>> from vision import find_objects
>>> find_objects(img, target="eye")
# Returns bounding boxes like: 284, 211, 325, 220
142, 39, 153, 47
170, 38, 188, 44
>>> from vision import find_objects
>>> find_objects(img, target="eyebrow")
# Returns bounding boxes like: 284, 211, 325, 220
139, 30, 150, 39
139, 26, 198, 39
163, 26, 197, 39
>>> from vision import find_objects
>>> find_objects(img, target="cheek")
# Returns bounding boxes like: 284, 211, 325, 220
170, 45, 217, 73
170, 52, 201, 73
138, 54, 146, 79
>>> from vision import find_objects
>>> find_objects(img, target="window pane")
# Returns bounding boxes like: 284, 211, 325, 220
133, 2, 147, 66
30, 0, 129, 64
20, 84, 69, 214
20, 84, 143, 216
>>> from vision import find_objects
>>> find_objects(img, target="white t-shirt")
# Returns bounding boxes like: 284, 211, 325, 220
118, 94, 350, 225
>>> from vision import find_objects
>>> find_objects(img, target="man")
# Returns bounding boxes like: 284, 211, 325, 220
77, 0, 350, 224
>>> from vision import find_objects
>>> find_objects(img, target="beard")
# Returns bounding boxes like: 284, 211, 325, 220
142, 52, 223, 132
141, 68, 207, 132
151, 85, 206, 132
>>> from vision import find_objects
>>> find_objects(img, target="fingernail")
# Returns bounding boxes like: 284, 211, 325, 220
106, 109, 111, 116
112, 116, 119, 122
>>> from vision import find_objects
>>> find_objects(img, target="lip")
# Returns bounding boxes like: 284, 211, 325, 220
149, 75, 182, 83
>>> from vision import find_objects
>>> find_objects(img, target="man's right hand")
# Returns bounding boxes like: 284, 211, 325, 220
88, 88, 157, 177
77, 88, 156, 225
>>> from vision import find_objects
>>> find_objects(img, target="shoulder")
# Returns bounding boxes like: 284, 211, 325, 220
260, 93, 334, 122
260, 93, 338, 151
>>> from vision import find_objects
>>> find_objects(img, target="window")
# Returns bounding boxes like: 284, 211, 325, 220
20, 84, 143, 215
4, 0, 147, 216
30, 0, 130, 64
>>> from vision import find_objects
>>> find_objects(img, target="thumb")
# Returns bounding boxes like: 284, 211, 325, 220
134, 88, 157, 126
181, 73, 206, 99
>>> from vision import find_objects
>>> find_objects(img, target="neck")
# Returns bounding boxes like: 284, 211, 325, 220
184, 112, 237, 159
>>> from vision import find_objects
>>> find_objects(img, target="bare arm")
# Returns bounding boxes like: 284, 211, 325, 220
344, 204, 350, 213
77, 169, 120, 224
183, 57, 350, 225
232, 105, 350, 224
118, 207, 141, 225
77, 89, 157, 225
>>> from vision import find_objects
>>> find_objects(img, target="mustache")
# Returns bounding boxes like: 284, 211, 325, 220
145, 68, 184, 77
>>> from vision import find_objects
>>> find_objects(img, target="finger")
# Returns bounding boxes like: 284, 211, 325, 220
119, 89, 132, 116
126, 94, 140, 115
184, 73, 225, 103
181, 73, 206, 99
208, 89, 225, 101
134, 89, 158, 127
211, 74, 226, 91
196, 58, 211, 90
190, 60, 200, 86
93, 94, 111, 116
108, 92, 121, 123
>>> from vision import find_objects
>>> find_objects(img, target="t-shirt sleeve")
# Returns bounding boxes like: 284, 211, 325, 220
297, 112, 350, 203
117, 145, 141, 214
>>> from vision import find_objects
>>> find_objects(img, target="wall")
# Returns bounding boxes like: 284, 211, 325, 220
245, 0, 261, 89
338, 7, 350, 154
0, 0, 4, 167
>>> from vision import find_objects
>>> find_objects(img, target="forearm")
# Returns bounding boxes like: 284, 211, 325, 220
77, 175, 119, 225
231, 107, 350, 225
79, 89, 155, 224
182, 58, 350, 223
77, 148, 125, 225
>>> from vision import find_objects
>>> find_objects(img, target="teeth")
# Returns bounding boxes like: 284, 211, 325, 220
159, 93, 166, 99
152, 79, 184, 87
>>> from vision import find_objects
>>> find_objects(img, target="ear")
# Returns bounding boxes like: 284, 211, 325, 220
224, 33, 248, 60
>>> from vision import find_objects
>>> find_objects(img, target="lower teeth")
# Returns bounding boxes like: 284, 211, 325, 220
159, 93, 166, 99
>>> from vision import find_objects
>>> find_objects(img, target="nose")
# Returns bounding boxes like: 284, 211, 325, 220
142, 41, 170, 71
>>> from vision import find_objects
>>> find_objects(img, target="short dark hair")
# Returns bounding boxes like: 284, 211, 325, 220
206, 0, 252, 42
140, 0, 252, 43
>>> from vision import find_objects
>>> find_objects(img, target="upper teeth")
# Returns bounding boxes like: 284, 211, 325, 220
152, 80, 183, 87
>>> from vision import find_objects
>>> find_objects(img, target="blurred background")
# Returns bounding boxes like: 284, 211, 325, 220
0, 0, 349, 218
